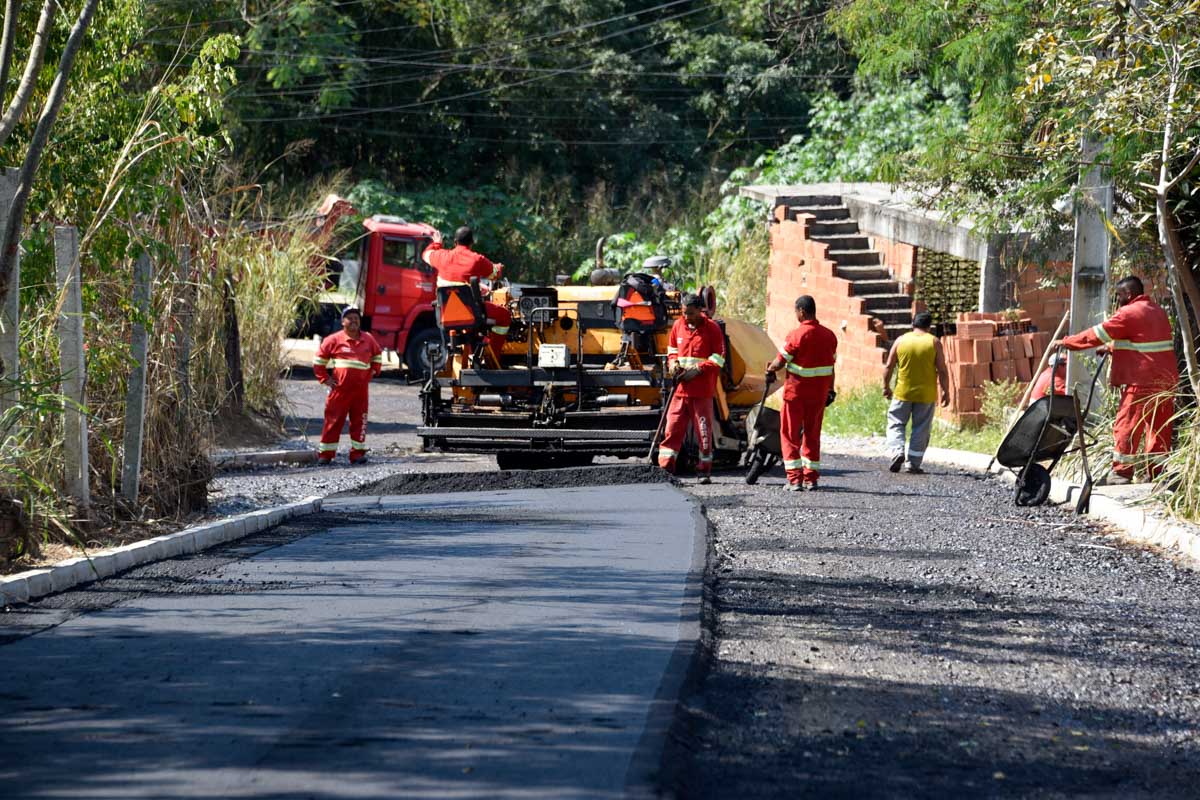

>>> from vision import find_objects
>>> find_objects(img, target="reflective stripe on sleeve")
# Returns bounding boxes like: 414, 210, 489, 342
780, 352, 794, 363
667, 346, 679, 355
370, 355, 383, 363
676, 356, 706, 368
1093, 324, 1114, 344
708, 353, 726, 368
491, 326, 510, 335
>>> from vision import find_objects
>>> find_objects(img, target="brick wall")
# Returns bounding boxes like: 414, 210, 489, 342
1013, 263, 1072, 335
872, 236, 918, 285
766, 206, 893, 390
940, 312, 1053, 427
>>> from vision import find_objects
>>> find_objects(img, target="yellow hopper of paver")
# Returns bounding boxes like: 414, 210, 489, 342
417, 269, 782, 470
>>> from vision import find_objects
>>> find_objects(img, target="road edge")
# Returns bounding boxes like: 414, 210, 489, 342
0, 497, 324, 606
624, 485, 712, 800
916, 445, 1200, 565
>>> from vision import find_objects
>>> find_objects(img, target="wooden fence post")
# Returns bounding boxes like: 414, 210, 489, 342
0, 168, 19, 420
121, 253, 152, 507
54, 226, 89, 512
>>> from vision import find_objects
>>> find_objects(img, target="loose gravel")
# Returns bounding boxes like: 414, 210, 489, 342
660, 454, 1200, 798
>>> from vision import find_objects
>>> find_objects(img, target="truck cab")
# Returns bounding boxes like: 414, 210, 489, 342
353, 215, 444, 377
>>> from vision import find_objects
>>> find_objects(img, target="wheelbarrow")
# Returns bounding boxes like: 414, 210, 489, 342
744, 378, 782, 485
994, 354, 1107, 511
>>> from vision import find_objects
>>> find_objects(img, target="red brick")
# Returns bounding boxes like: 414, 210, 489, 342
1015, 357, 1032, 383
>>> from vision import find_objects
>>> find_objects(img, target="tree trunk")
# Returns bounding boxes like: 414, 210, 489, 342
0, 0, 23, 105
1157, 194, 1200, 397
0, 0, 98, 309
0, 0, 55, 148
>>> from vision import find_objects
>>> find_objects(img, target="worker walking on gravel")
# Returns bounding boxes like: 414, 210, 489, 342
313, 307, 383, 464
766, 295, 838, 491
658, 294, 726, 484
882, 311, 950, 475
423, 226, 513, 355
1051, 275, 1178, 484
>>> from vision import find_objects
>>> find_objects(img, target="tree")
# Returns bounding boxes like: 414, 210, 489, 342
0, 0, 100, 311
1019, 0, 1200, 395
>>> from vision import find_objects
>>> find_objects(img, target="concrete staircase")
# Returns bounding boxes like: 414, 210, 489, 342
788, 196, 913, 343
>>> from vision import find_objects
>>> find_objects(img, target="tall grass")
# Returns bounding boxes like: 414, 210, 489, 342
0, 180, 335, 564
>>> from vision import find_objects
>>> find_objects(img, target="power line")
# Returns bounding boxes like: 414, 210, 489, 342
242, 9, 727, 122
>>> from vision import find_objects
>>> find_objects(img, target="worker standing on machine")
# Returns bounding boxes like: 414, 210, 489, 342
658, 294, 726, 484
313, 307, 383, 464
423, 226, 513, 355
766, 295, 838, 491
1051, 275, 1178, 484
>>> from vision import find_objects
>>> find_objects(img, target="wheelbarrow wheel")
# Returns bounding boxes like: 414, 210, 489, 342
745, 451, 768, 485
1014, 463, 1052, 507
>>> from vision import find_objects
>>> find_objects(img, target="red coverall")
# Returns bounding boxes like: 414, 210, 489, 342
779, 320, 838, 486
1060, 295, 1178, 479
422, 242, 513, 354
658, 316, 726, 475
1031, 362, 1067, 398
313, 330, 383, 462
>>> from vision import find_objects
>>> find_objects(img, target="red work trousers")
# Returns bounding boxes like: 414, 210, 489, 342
319, 383, 370, 462
780, 390, 827, 486
484, 301, 512, 356
657, 394, 715, 474
1113, 386, 1174, 479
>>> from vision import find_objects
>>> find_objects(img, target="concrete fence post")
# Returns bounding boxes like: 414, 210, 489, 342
54, 226, 89, 512
121, 253, 153, 507
175, 245, 193, 407
0, 168, 20, 420
1068, 135, 1112, 400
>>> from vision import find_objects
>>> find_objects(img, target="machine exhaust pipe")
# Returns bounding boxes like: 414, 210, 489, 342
477, 393, 514, 407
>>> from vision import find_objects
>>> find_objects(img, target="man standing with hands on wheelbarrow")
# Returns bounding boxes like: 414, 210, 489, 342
1051, 275, 1178, 484
766, 295, 838, 491
657, 294, 726, 484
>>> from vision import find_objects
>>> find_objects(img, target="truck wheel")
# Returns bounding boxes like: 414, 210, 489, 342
405, 328, 445, 380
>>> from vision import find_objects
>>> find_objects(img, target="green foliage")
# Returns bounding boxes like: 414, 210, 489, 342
346, 179, 556, 282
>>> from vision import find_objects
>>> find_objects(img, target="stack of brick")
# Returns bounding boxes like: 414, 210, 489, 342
765, 206, 898, 389
941, 311, 1053, 427
1013, 265, 1072, 335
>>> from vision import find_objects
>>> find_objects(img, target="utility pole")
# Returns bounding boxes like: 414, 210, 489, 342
1067, 136, 1113, 399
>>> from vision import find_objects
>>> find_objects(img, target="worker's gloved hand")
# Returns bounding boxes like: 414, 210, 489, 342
765, 371, 776, 386
676, 367, 701, 382
825, 389, 837, 407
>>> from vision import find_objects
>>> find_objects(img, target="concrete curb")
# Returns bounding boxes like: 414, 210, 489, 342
918, 445, 1200, 565
213, 449, 318, 471
0, 496, 324, 606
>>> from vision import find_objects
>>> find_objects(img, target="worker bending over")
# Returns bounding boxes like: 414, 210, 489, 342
767, 295, 838, 491
1031, 351, 1068, 399
1052, 275, 1178, 483
423, 225, 513, 355
658, 294, 726, 484
313, 307, 383, 464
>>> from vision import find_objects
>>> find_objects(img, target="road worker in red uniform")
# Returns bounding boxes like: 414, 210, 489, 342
766, 295, 838, 491
1030, 351, 1068, 399
658, 294, 726, 484
1052, 275, 1178, 483
422, 225, 512, 355
313, 307, 383, 464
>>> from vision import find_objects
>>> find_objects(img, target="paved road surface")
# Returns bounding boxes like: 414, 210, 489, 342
0, 485, 702, 799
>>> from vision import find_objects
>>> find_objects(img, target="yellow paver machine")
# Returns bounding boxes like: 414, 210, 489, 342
417, 269, 781, 470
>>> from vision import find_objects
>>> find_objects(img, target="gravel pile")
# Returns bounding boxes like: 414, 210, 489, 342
662, 454, 1200, 798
